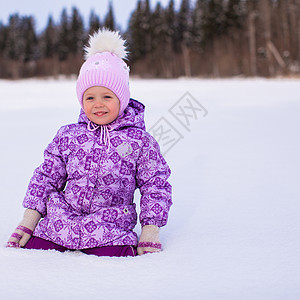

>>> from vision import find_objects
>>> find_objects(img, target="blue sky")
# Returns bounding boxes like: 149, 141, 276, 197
0, 0, 196, 32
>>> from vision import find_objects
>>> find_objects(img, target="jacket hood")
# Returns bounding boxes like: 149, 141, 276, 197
78, 98, 146, 131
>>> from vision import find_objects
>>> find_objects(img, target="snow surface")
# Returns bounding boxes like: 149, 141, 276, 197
0, 77, 299, 300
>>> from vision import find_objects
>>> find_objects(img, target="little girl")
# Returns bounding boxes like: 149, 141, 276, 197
6, 29, 172, 257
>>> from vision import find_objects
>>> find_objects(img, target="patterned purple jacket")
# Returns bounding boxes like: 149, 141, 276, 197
23, 99, 172, 249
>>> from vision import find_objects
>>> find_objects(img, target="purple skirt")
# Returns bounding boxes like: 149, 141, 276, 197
24, 236, 137, 257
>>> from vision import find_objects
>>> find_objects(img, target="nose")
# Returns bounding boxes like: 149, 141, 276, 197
94, 98, 104, 107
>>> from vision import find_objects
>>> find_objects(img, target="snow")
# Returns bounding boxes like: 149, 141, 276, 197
0, 77, 299, 299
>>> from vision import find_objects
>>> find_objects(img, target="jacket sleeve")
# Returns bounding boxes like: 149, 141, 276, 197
23, 127, 67, 217
136, 133, 172, 227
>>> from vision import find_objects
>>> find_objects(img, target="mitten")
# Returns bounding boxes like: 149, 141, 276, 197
137, 225, 162, 255
6, 209, 41, 248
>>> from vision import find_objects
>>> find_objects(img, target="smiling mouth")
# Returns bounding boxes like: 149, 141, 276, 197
94, 112, 107, 117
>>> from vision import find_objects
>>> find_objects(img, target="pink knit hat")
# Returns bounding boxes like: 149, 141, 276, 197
76, 29, 130, 115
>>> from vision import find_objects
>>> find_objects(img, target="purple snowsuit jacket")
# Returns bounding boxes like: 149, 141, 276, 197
23, 99, 172, 249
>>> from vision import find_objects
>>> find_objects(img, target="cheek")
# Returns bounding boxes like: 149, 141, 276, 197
115, 103, 120, 115
83, 101, 91, 112
116, 100, 120, 112
109, 100, 120, 114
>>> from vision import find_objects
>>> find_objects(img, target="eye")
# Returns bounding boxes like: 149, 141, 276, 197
104, 95, 112, 99
86, 96, 94, 101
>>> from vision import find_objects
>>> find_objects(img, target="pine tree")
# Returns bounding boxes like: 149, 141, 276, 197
104, 2, 115, 31
200, 0, 226, 42
197, 0, 226, 76
88, 10, 101, 35
177, 0, 192, 45
69, 7, 85, 55
165, 0, 176, 46
0, 22, 7, 56
57, 8, 70, 60
137, 0, 152, 54
171, 0, 191, 53
224, 0, 245, 31
154, 0, 178, 77
177, 0, 192, 76
3, 14, 28, 78
4, 14, 22, 60
22, 16, 37, 62
127, 0, 146, 60
151, 2, 166, 51
43, 16, 57, 58
191, 0, 204, 51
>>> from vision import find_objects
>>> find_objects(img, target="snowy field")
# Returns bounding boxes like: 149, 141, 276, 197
0, 77, 299, 299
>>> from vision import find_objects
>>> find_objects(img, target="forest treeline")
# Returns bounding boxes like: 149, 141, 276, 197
0, 0, 299, 79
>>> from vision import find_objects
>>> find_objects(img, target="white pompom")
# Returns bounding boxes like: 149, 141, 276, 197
84, 28, 128, 60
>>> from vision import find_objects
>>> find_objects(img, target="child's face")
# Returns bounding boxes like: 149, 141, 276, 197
83, 86, 120, 125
